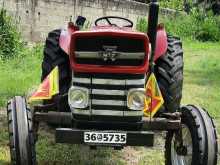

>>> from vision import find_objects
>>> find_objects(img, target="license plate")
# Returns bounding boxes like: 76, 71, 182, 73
84, 132, 127, 144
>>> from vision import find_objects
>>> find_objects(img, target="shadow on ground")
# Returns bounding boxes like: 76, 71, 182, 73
0, 110, 165, 165
1, 109, 219, 165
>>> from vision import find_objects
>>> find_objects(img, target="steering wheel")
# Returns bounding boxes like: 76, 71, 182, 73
95, 16, 133, 28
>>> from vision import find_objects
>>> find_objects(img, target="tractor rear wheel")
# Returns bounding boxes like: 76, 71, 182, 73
155, 35, 183, 113
165, 105, 218, 165
41, 29, 71, 95
7, 96, 36, 165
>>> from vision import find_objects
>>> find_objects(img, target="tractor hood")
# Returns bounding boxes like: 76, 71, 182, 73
69, 27, 150, 74
59, 24, 167, 74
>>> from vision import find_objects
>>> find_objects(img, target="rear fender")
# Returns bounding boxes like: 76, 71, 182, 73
154, 24, 168, 61
59, 23, 79, 55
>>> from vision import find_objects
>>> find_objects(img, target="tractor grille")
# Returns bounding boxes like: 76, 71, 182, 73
74, 36, 146, 66
72, 73, 146, 118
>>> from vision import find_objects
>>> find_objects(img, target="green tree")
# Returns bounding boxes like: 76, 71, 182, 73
184, 0, 220, 15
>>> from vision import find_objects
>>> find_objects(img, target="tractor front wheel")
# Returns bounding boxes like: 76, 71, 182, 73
165, 105, 218, 165
7, 96, 36, 165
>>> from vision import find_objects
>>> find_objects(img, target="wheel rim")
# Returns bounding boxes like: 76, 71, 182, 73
171, 124, 193, 165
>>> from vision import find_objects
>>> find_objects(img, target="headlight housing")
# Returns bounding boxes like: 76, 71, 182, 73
68, 86, 89, 109
127, 88, 146, 110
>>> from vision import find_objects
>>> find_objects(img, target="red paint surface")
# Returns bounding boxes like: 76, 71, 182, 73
59, 24, 168, 74
59, 23, 78, 55
154, 25, 168, 60
69, 30, 150, 74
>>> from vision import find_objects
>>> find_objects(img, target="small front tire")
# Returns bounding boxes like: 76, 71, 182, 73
165, 105, 218, 165
7, 96, 36, 165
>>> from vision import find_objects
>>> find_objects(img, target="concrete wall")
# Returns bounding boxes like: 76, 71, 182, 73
0, 0, 176, 42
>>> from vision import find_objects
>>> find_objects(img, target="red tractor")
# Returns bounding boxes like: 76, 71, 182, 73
6, 0, 218, 165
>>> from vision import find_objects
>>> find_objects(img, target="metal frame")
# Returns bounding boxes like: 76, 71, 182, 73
33, 99, 181, 147
55, 128, 154, 147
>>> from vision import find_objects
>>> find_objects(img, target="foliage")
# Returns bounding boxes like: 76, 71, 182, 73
187, 0, 220, 15
136, 9, 220, 42
135, 0, 220, 15
134, 0, 185, 10
0, 8, 23, 59
174, 10, 220, 41
136, 17, 148, 33
195, 11, 220, 41
159, 0, 184, 10
0, 44, 43, 106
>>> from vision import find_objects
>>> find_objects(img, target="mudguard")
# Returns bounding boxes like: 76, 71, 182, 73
59, 23, 78, 55
154, 24, 168, 61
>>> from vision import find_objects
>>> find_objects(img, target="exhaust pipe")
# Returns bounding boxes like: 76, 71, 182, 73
147, 0, 159, 72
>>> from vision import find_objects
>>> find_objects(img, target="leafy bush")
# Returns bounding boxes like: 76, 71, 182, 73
0, 44, 43, 106
136, 9, 220, 42
195, 12, 220, 41
135, 0, 185, 10
136, 17, 148, 32
159, 0, 184, 11
162, 14, 196, 39
0, 8, 23, 59
165, 11, 220, 41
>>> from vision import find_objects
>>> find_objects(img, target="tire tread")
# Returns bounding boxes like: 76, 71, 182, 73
7, 97, 36, 165
165, 105, 218, 165
41, 29, 71, 95
155, 35, 184, 113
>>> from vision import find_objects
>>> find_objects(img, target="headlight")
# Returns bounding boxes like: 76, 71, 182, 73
127, 88, 146, 110
68, 86, 89, 109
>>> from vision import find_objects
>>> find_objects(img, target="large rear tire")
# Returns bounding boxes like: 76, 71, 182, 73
41, 29, 71, 95
155, 35, 184, 113
165, 105, 218, 165
7, 96, 36, 165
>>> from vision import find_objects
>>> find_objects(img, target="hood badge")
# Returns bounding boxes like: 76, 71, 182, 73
99, 46, 119, 62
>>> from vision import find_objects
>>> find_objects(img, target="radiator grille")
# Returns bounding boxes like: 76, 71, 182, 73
75, 36, 144, 52
74, 36, 146, 66
71, 73, 146, 117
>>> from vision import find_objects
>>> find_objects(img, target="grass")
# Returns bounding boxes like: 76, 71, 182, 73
0, 40, 220, 164
0, 45, 42, 107
182, 40, 220, 118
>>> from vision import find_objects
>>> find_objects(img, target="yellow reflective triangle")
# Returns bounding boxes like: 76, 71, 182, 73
28, 66, 59, 102
144, 73, 164, 117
